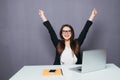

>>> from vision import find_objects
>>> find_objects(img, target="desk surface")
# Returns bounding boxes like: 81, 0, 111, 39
9, 64, 120, 80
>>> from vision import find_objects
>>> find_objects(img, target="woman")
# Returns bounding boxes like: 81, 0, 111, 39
39, 8, 97, 65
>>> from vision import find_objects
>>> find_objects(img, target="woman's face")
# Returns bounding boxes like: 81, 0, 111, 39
62, 26, 72, 41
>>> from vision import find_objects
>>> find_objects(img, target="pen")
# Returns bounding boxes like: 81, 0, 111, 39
60, 69, 63, 75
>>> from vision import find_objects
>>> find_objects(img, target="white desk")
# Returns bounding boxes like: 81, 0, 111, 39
9, 64, 120, 80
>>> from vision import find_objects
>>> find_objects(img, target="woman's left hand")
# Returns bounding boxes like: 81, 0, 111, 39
89, 8, 98, 21
91, 8, 97, 17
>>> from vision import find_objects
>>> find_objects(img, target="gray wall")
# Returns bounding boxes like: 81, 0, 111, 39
0, 0, 120, 80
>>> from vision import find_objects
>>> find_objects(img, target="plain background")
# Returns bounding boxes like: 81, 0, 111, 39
0, 0, 120, 80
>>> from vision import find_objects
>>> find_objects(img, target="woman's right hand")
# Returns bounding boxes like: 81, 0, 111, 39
39, 10, 44, 17
39, 9, 47, 22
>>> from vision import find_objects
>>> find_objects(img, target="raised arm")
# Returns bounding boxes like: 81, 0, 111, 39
39, 9, 59, 47
78, 8, 97, 46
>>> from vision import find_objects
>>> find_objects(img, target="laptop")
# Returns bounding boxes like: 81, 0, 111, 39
70, 49, 107, 73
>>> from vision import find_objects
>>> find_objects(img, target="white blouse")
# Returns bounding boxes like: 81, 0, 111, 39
60, 47, 77, 65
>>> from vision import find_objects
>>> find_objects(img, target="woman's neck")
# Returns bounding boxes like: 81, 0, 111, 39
65, 40, 70, 48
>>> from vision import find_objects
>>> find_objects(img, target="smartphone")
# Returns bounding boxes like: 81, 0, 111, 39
49, 69, 56, 73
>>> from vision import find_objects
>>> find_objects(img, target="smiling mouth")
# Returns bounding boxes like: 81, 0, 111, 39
64, 35, 70, 38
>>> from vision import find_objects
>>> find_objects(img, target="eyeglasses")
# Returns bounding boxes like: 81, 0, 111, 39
62, 30, 71, 33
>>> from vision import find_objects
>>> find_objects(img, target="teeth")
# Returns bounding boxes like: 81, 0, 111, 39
65, 35, 69, 37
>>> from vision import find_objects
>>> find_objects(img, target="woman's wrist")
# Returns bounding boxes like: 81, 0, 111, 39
89, 15, 95, 21
41, 16, 47, 22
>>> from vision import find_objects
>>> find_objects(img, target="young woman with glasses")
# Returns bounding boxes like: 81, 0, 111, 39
39, 8, 97, 65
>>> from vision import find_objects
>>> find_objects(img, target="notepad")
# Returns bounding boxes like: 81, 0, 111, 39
42, 68, 63, 76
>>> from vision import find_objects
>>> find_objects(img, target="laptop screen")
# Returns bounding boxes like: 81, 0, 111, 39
81, 49, 106, 73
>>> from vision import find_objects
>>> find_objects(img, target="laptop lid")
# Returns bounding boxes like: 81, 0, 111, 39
81, 49, 106, 73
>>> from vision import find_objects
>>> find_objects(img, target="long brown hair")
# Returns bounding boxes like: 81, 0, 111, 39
57, 24, 80, 54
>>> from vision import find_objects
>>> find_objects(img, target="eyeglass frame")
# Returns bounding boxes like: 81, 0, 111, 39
62, 30, 71, 33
